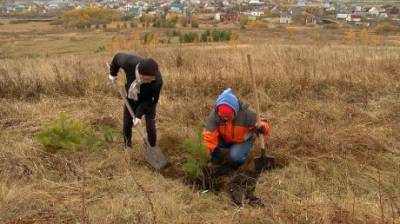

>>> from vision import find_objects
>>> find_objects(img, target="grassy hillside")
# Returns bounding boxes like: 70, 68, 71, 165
0, 45, 399, 223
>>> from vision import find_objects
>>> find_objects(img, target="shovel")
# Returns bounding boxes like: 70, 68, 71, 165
106, 63, 169, 171
246, 55, 275, 172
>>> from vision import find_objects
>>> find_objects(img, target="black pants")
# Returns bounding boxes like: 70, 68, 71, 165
123, 99, 157, 147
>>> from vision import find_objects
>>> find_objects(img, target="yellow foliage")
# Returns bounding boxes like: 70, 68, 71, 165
312, 30, 320, 41
359, 28, 369, 45
148, 34, 159, 48
229, 32, 239, 44
107, 33, 144, 52
346, 29, 356, 45
63, 7, 119, 28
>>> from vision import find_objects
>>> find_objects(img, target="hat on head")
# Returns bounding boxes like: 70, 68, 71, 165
215, 88, 240, 115
138, 58, 159, 76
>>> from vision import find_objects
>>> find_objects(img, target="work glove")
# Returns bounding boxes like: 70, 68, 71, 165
255, 121, 270, 136
256, 125, 265, 134
108, 74, 117, 82
133, 117, 141, 127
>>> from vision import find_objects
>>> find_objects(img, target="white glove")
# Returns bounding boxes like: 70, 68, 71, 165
109, 74, 117, 82
133, 117, 141, 127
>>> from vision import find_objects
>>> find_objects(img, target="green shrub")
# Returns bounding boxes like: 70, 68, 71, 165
239, 16, 248, 28
49, 20, 63, 25
95, 45, 106, 53
210, 29, 231, 42
172, 30, 181, 36
36, 114, 119, 152
37, 114, 95, 152
374, 21, 400, 34
130, 22, 137, 28
98, 126, 120, 144
181, 129, 209, 180
9, 20, 27, 24
200, 31, 209, 42
211, 29, 221, 41
153, 17, 175, 28
76, 20, 87, 29
141, 32, 155, 44
179, 32, 198, 43
191, 20, 199, 28
220, 30, 231, 41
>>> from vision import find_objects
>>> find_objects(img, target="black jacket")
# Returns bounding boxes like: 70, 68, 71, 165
110, 53, 163, 108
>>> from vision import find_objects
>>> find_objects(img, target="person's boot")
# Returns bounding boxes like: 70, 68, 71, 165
243, 171, 264, 208
124, 136, 132, 148
229, 172, 247, 207
229, 182, 244, 207
246, 192, 264, 208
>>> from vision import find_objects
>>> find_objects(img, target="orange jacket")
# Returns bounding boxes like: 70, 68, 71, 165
202, 102, 270, 154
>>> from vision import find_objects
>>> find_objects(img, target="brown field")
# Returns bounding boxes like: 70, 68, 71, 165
0, 22, 400, 223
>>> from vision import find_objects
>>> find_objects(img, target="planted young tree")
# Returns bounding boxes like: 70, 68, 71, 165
182, 129, 209, 182
36, 114, 119, 152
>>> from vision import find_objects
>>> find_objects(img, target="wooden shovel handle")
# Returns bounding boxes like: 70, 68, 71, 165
246, 55, 266, 151
106, 63, 149, 146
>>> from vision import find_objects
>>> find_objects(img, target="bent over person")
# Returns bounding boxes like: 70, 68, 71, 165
203, 88, 270, 207
109, 53, 163, 148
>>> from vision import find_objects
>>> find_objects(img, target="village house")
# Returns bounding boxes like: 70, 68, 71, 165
322, 0, 330, 9
270, 5, 281, 17
368, 7, 379, 16
347, 13, 361, 22
215, 12, 239, 22
170, 2, 184, 14
297, 0, 307, 7
304, 13, 316, 24
280, 12, 292, 23
249, 0, 264, 6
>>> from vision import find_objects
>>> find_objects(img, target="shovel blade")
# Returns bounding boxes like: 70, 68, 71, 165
141, 145, 169, 171
254, 155, 275, 172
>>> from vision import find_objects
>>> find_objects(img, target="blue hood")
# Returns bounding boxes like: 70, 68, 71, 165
215, 88, 240, 115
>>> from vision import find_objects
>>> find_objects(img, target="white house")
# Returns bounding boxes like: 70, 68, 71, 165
280, 13, 292, 23
242, 11, 264, 17
323, 1, 330, 9
249, 0, 263, 5
297, 0, 306, 7
368, 7, 379, 16
354, 6, 362, 12
379, 13, 388, 18
336, 13, 348, 19
215, 12, 221, 21
346, 14, 361, 22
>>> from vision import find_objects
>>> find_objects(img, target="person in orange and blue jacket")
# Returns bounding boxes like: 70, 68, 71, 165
203, 88, 270, 169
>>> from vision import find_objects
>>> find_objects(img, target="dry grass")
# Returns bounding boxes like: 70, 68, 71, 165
0, 44, 399, 223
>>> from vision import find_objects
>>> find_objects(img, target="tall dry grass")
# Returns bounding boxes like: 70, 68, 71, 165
0, 44, 399, 223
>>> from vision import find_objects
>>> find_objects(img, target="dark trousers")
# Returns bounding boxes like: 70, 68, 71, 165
123, 99, 157, 147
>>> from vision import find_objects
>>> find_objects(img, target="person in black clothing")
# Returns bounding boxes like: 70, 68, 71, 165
109, 53, 163, 148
